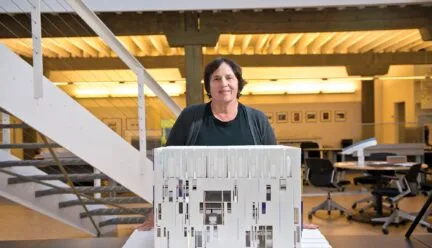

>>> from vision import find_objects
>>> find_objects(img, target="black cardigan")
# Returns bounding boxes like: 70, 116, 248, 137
166, 102, 277, 146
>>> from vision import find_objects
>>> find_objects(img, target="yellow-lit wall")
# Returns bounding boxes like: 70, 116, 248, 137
375, 65, 416, 144
76, 90, 362, 147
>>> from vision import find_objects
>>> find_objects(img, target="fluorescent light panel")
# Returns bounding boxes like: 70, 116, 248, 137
243, 80, 356, 95
72, 81, 185, 98
57, 74, 431, 98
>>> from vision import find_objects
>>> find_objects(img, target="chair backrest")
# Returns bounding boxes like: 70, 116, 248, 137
341, 139, 353, 148
404, 163, 422, 196
300, 142, 320, 164
424, 152, 432, 170
305, 158, 334, 186
405, 163, 421, 183
367, 152, 397, 161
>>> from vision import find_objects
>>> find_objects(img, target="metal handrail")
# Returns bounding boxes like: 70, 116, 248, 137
40, 133, 101, 236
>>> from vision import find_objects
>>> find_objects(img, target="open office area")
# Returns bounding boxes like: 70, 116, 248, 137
1, 0, 432, 247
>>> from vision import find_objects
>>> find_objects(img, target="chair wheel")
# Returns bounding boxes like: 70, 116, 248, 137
347, 215, 353, 221
395, 224, 399, 228
327, 211, 331, 215
359, 209, 364, 214
352, 204, 357, 209
340, 210, 344, 215
427, 227, 432, 233
382, 228, 389, 235
308, 214, 313, 220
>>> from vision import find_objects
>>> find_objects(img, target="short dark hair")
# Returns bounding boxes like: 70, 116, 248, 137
203, 57, 246, 98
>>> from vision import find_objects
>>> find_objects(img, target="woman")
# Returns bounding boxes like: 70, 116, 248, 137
138, 57, 317, 230
166, 57, 276, 146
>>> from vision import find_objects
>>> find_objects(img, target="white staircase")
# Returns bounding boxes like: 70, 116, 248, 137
0, 150, 113, 236
0, 44, 153, 235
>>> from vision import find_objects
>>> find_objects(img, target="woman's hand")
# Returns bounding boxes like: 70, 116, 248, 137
304, 223, 319, 229
136, 211, 154, 231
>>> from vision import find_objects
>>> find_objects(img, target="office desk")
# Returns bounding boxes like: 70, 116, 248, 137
334, 161, 426, 222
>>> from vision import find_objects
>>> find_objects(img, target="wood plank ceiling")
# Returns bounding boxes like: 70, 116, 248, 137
1, 29, 432, 59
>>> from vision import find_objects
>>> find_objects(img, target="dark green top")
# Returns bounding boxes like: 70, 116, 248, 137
194, 103, 254, 146
166, 102, 276, 146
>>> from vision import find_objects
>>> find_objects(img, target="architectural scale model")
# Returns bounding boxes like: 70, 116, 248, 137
153, 146, 301, 248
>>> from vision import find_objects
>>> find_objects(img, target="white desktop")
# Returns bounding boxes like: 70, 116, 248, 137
152, 146, 302, 248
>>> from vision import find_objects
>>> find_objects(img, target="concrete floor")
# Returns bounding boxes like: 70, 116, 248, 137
0, 193, 430, 239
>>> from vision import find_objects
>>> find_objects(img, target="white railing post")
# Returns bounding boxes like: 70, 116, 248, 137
94, 168, 101, 199
1, 113, 10, 154
137, 70, 147, 174
30, 0, 43, 99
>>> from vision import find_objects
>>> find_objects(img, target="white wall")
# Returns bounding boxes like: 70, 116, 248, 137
75, 92, 361, 148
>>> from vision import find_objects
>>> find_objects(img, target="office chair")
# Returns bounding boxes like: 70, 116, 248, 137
300, 142, 320, 185
371, 163, 432, 234
351, 153, 396, 212
300, 142, 320, 164
305, 158, 352, 219
420, 152, 432, 195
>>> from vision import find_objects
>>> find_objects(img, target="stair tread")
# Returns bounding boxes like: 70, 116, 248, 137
80, 208, 150, 218
0, 158, 88, 168
59, 197, 147, 208
35, 186, 130, 197
0, 143, 61, 149
8, 173, 109, 184
99, 217, 147, 227
0, 123, 30, 129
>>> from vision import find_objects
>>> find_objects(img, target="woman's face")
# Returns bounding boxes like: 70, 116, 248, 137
209, 62, 239, 104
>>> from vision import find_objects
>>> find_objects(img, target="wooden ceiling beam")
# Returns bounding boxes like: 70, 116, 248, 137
1, 6, 430, 38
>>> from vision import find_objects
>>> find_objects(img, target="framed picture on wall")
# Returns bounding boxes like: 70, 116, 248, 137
276, 112, 288, 123
305, 111, 317, 123
102, 118, 122, 136
126, 118, 139, 130
320, 111, 331, 122
265, 112, 274, 124
335, 110, 347, 122
291, 111, 302, 123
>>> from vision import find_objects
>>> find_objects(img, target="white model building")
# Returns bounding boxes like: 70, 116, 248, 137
153, 146, 301, 248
